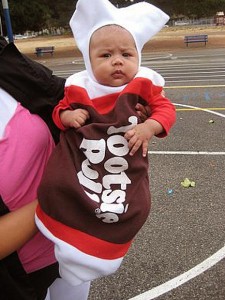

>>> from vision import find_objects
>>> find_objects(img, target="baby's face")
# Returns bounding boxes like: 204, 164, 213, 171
89, 25, 139, 87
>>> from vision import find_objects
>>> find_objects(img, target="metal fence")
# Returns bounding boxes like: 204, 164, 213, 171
171, 17, 216, 27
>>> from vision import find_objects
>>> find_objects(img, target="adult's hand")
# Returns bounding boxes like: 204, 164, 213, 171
0, 200, 38, 259
135, 103, 151, 122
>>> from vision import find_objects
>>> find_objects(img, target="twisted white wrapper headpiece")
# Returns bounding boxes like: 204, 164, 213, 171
70, 0, 169, 81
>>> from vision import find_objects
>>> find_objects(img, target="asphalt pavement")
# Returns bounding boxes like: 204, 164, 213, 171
41, 46, 225, 300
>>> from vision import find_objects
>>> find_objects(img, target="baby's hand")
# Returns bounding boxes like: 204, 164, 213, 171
124, 119, 164, 157
124, 123, 154, 157
60, 109, 89, 129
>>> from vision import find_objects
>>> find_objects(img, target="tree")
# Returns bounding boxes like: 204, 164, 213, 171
8, 0, 51, 33
44, 0, 76, 27
2, 0, 225, 35
111, 0, 225, 17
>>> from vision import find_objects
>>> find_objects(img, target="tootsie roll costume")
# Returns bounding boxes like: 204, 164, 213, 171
35, 0, 175, 286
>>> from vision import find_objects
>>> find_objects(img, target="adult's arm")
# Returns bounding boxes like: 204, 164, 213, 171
0, 200, 38, 259
0, 38, 65, 143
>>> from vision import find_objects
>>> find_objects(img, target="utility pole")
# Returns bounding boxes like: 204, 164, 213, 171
0, 15, 3, 36
2, 0, 13, 42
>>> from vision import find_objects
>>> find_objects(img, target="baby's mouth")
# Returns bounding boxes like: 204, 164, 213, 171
112, 70, 124, 78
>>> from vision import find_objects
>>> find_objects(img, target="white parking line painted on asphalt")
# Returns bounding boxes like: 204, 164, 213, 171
129, 104, 225, 300
165, 85, 225, 88
149, 104, 225, 156
174, 103, 225, 118
129, 245, 225, 300
148, 151, 225, 155
176, 108, 225, 111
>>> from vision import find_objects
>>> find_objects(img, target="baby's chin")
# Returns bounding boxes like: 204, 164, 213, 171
105, 79, 129, 88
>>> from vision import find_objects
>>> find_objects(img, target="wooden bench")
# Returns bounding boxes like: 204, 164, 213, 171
184, 35, 208, 47
35, 46, 54, 57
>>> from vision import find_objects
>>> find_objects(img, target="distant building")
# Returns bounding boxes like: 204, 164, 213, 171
215, 11, 225, 25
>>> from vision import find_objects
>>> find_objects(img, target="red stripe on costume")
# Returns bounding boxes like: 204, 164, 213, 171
65, 77, 162, 115
36, 204, 131, 260
121, 77, 162, 100
66, 85, 120, 114
92, 93, 120, 114
66, 85, 94, 107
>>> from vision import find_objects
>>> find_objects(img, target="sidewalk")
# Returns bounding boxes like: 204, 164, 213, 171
15, 26, 225, 62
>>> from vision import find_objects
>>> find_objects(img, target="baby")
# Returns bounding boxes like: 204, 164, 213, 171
36, 0, 176, 286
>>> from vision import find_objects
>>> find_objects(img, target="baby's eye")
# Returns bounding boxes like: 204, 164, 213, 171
102, 53, 111, 58
123, 53, 131, 58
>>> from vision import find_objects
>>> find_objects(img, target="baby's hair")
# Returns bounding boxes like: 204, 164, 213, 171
90, 24, 130, 42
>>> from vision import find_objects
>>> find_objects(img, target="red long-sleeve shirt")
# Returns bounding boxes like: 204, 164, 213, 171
52, 68, 176, 136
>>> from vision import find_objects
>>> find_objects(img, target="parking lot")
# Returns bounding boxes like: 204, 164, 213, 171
43, 46, 225, 300
86, 86, 225, 300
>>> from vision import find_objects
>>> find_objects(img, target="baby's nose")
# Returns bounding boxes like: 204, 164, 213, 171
112, 56, 123, 65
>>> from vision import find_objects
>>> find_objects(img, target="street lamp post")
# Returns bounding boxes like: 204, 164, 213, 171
2, 0, 13, 42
